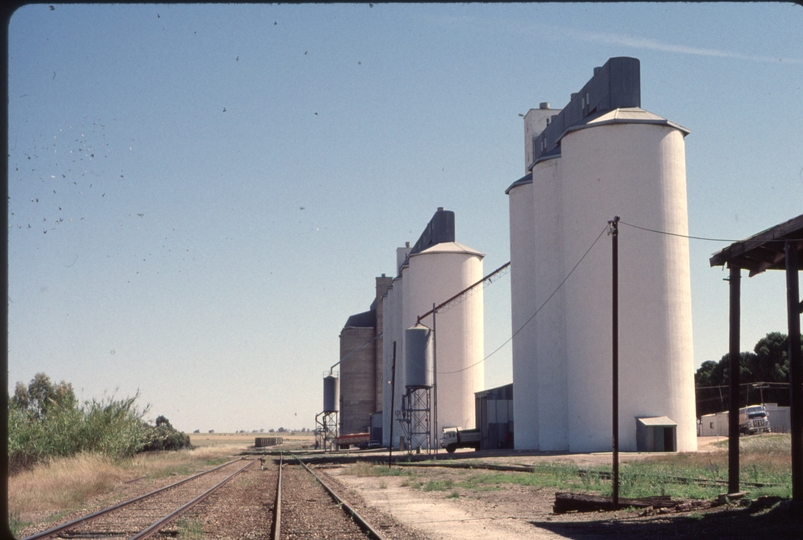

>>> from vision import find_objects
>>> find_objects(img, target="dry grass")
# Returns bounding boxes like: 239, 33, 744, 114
8, 444, 240, 528
9, 453, 128, 515
9, 432, 315, 530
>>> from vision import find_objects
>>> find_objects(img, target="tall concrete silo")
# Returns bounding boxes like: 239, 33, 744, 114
508, 103, 565, 451
381, 244, 410, 447
381, 209, 485, 449
381, 276, 402, 447
560, 112, 696, 453
406, 240, 484, 432
508, 57, 697, 453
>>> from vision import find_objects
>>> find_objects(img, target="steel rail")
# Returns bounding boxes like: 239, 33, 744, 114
130, 458, 255, 540
22, 458, 246, 540
291, 454, 387, 540
272, 453, 283, 540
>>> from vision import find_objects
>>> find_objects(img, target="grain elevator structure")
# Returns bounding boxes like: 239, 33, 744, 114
507, 57, 697, 453
339, 208, 485, 450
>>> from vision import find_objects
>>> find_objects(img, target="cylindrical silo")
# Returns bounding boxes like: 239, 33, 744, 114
405, 323, 434, 389
558, 116, 696, 453
382, 257, 410, 448
322, 373, 340, 414
507, 173, 540, 450
531, 156, 570, 452
406, 242, 484, 432
510, 105, 569, 452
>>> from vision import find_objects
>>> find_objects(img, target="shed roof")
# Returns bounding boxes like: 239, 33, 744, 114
709, 214, 803, 276
636, 416, 677, 427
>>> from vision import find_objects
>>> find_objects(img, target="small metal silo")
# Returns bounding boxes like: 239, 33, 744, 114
405, 323, 434, 389
323, 373, 340, 413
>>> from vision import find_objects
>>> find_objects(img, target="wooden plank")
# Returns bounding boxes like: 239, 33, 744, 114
553, 492, 676, 513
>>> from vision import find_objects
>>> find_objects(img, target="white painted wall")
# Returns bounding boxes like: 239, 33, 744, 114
699, 412, 729, 437
524, 106, 560, 169
559, 121, 696, 453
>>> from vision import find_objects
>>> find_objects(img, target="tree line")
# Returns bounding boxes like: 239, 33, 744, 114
8, 372, 191, 474
695, 331, 800, 417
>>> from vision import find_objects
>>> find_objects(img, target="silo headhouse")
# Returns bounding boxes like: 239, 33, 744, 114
507, 57, 697, 453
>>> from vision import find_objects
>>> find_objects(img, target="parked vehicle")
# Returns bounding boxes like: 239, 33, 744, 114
336, 432, 369, 449
358, 440, 382, 449
440, 427, 481, 453
739, 404, 771, 435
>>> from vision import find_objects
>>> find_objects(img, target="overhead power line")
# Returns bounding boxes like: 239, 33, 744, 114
620, 219, 803, 244
438, 224, 610, 375
417, 261, 511, 323
619, 220, 739, 242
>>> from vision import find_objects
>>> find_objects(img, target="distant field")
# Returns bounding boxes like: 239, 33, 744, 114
188, 432, 316, 450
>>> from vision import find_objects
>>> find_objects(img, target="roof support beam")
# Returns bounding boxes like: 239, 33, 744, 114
728, 264, 741, 496
785, 241, 802, 502
709, 215, 803, 504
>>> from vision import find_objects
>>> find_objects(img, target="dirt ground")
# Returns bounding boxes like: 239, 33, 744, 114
323, 438, 803, 539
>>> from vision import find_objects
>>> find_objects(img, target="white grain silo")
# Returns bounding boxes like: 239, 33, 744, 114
381, 244, 411, 447
561, 112, 696, 453
380, 209, 485, 448
381, 276, 402, 446
508, 103, 567, 451
509, 57, 697, 453
407, 240, 484, 432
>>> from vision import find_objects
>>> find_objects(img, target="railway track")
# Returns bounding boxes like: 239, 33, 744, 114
23, 458, 255, 540
21, 453, 388, 540
277, 454, 386, 539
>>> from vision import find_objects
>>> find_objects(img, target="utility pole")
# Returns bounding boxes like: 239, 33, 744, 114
432, 303, 439, 458
609, 215, 620, 509
389, 341, 396, 468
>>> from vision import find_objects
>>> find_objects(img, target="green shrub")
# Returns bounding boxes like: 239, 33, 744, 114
8, 374, 191, 474
140, 423, 192, 452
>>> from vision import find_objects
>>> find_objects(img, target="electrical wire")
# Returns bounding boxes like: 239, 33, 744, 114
619, 219, 803, 244
618, 220, 737, 242
437, 224, 610, 375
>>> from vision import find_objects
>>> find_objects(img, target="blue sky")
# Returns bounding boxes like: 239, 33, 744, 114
7, 3, 802, 433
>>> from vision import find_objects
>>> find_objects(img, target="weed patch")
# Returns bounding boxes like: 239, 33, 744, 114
176, 518, 205, 540
422, 479, 453, 492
